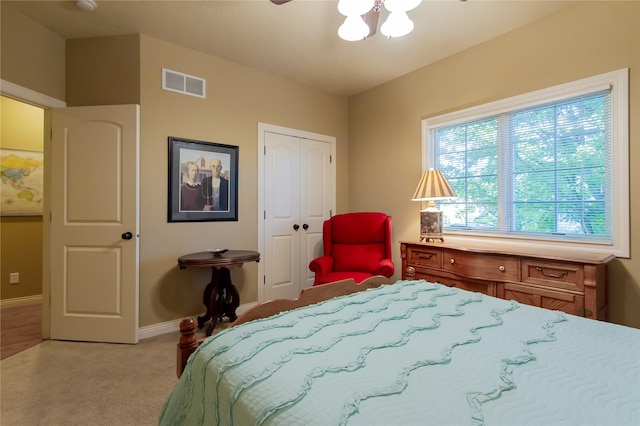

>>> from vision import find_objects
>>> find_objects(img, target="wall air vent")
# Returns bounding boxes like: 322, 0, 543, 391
162, 68, 206, 99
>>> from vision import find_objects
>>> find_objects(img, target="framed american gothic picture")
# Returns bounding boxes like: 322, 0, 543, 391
168, 136, 238, 222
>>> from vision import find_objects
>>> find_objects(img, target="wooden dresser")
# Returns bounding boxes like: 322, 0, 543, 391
400, 240, 615, 320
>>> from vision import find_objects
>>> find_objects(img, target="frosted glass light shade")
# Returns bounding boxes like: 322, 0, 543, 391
338, 0, 375, 17
76, 0, 97, 11
338, 15, 370, 41
380, 11, 414, 38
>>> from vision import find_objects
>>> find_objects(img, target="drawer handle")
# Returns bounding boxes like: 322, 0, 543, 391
417, 253, 435, 259
449, 258, 455, 264
406, 266, 415, 277
499, 265, 505, 272
535, 267, 568, 279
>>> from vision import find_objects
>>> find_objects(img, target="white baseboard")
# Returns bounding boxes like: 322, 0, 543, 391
0, 295, 256, 341
0, 295, 43, 309
137, 301, 257, 340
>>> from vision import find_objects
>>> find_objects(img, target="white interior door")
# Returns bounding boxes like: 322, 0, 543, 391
261, 125, 334, 301
50, 105, 139, 344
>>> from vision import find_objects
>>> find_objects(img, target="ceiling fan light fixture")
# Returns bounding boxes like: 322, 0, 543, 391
338, 15, 370, 41
337, 0, 375, 17
380, 11, 414, 38
383, 0, 422, 13
76, 0, 97, 12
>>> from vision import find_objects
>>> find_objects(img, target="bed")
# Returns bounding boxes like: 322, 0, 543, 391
161, 277, 640, 425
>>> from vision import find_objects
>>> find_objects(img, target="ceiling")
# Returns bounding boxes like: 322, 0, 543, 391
4, 0, 577, 97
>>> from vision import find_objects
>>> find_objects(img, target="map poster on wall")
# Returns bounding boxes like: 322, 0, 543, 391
0, 148, 44, 216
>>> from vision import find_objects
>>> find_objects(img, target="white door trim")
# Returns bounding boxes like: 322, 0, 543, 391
1, 80, 66, 108
257, 122, 336, 303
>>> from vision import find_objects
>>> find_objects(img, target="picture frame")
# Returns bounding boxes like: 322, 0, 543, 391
168, 136, 239, 222
0, 148, 44, 216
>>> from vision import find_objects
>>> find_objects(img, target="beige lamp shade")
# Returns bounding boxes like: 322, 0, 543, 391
411, 169, 457, 201
411, 169, 457, 242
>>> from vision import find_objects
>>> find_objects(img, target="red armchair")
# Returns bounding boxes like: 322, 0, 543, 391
309, 212, 394, 286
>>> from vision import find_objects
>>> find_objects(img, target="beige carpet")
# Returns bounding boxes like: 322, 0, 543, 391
1, 331, 186, 426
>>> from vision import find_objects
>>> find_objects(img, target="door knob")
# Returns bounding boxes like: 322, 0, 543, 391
293, 224, 300, 231
121, 232, 133, 240
303, 223, 309, 230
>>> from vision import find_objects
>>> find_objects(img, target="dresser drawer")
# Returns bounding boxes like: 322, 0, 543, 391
443, 249, 519, 281
504, 282, 587, 317
521, 259, 584, 292
406, 246, 442, 268
411, 270, 495, 297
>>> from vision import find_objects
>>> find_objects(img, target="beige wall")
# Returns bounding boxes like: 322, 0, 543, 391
0, 5, 65, 100
349, 1, 640, 328
66, 35, 140, 106
138, 35, 349, 326
0, 96, 44, 300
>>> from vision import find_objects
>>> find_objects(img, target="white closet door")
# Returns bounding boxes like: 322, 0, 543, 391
262, 129, 334, 301
300, 139, 333, 289
264, 132, 301, 301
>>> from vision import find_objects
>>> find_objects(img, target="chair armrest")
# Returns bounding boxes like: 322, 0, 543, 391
375, 258, 395, 278
309, 256, 334, 276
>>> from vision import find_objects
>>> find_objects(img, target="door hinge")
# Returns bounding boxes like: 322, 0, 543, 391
264, 145, 266, 155
330, 155, 332, 163
264, 210, 266, 220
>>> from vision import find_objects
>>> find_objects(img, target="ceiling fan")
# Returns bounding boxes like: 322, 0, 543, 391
270, 0, 467, 41
269, 0, 382, 39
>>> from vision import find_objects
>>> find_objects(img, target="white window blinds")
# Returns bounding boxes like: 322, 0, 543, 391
422, 69, 629, 257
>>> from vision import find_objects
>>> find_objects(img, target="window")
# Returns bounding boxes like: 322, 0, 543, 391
422, 69, 629, 257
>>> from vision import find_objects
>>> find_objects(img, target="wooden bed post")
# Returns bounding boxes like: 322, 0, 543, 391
177, 317, 199, 378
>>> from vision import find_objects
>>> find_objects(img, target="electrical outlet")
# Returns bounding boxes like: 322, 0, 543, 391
9, 273, 19, 284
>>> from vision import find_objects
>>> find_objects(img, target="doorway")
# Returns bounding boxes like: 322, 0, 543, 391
1, 82, 67, 340
0, 95, 48, 346
1, 86, 140, 344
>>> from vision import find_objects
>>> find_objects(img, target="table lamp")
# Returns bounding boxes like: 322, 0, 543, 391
411, 169, 457, 242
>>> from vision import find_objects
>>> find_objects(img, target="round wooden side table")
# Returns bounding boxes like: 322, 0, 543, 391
178, 250, 260, 335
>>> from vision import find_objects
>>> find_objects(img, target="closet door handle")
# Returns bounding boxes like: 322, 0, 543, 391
293, 224, 300, 231
121, 232, 133, 240
303, 223, 309, 230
